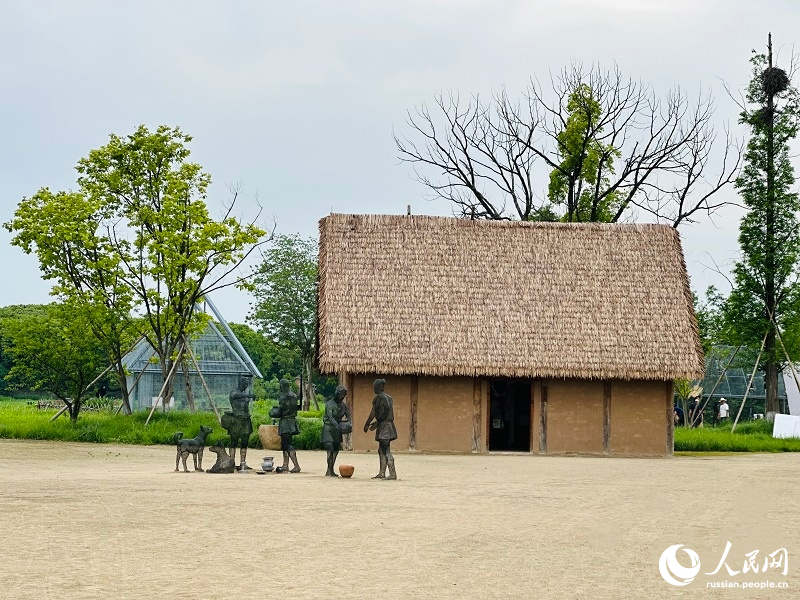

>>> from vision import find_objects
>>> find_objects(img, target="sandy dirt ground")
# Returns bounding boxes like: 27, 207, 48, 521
0, 440, 797, 600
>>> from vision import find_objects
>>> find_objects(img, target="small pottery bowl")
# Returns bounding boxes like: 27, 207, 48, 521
338, 464, 355, 478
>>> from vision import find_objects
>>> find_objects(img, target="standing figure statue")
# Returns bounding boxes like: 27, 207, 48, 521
321, 385, 352, 477
222, 374, 255, 471
363, 378, 397, 480
275, 379, 301, 473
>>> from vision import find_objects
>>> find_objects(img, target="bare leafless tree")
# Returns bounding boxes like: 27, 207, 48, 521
395, 63, 743, 227
394, 91, 541, 220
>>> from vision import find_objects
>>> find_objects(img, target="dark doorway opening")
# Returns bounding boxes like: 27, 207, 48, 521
488, 379, 531, 451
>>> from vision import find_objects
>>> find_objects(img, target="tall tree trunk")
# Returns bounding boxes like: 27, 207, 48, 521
113, 359, 132, 415
303, 355, 318, 411
765, 33, 779, 421
765, 359, 779, 418
119, 383, 132, 415
163, 378, 173, 412
161, 359, 174, 413
182, 359, 196, 412
69, 399, 81, 423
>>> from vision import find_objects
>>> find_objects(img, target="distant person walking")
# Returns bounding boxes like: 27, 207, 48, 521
673, 404, 685, 427
718, 398, 730, 425
688, 397, 703, 428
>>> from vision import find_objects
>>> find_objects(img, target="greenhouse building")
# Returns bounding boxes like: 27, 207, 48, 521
122, 298, 261, 411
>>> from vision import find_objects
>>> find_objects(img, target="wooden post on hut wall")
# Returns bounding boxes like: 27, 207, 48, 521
409, 375, 419, 450
338, 372, 354, 451
538, 381, 548, 454
603, 381, 612, 454
483, 380, 489, 451
666, 380, 674, 456
471, 377, 481, 453
530, 380, 537, 452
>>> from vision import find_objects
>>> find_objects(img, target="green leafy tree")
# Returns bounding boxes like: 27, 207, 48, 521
249, 234, 318, 410
227, 322, 276, 378
0, 304, 54, 395
547, 84, 622, 222
726, 36, 800, 419
5, 189, 139, 413
784, 318, 800, 362
1, 303, 106, 422
228, 321, 335, 401
6, 125, 268, 406
694, 286, 732, 354
228, 321, 300, 380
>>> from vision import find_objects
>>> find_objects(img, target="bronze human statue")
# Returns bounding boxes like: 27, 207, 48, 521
222, 374, 255, 470
275, 378, 301, 473
321, 385, 352, 477
363, 378, 397, 480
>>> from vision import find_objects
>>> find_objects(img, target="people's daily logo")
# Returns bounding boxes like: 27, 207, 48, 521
659, 542, 788, 589
659, 544, 701, 586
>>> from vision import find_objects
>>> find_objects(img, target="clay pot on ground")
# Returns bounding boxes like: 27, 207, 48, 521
339, 464, 355, 478
258, 424, 281, 450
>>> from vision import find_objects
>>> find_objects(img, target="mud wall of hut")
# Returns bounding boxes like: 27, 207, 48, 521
608, 380, 673, 455
342, 374, 672, 456
543, 380, 605, 453
346, 375, 479, 453
536, 379, 671, 456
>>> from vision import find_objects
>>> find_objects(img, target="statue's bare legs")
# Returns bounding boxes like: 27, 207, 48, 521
374, 441, 396, 479
324, 442, 340, 476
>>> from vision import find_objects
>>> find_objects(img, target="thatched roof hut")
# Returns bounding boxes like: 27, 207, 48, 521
318, 214, 703, 382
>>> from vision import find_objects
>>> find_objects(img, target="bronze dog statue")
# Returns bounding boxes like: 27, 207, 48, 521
173, 426, 212, 472
207, 442, 235, 474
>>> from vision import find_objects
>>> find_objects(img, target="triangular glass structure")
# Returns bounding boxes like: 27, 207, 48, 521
694, 346, 789, 418
122, 296, 260, 411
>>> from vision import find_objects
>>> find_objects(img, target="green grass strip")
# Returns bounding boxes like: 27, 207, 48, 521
0, 398, 324, 449
674, 419, 800, 452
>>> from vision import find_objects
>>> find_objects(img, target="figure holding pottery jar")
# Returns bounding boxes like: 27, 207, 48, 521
270, 379, 301, 473
363, 378, 397, 480
321, 385, 352, 477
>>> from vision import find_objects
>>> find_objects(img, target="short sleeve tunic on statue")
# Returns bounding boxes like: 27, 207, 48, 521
321, 399, 348, 444
372, 392, 398, 441
277, 391, 300, 436
226, 394, 253, 442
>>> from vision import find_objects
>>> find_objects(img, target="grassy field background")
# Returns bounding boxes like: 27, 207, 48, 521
673, 419, 800, 452
0, 397, 324, 449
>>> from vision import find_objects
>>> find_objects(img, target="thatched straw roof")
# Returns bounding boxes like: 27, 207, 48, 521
318, 214, 704, 381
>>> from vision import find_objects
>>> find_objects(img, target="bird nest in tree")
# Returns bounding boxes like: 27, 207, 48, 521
762, 67, 790, 96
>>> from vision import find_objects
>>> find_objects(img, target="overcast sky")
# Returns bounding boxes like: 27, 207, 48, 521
2, 1, 800, 323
